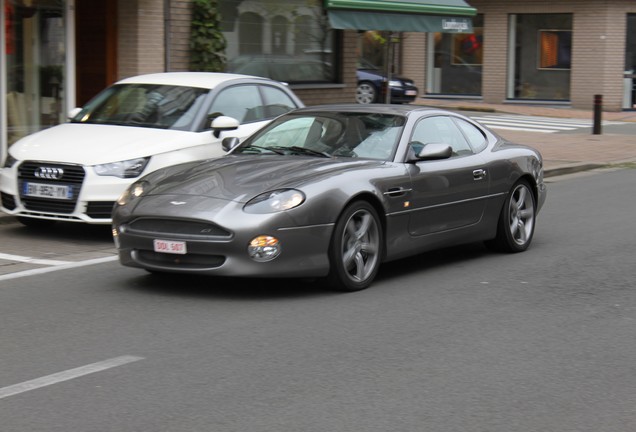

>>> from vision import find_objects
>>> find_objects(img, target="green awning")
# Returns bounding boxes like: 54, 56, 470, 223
326, 0, 476, 33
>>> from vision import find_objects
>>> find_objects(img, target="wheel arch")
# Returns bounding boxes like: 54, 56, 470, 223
517, 173, 539, 204
331, 191, 388, 261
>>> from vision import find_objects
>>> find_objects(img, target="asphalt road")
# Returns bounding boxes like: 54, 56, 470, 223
1, 168, 636, 431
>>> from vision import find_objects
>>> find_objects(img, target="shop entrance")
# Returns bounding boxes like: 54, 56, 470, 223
74, 0, 117, 106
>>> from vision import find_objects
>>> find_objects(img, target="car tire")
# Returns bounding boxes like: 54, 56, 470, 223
356, 82, 377, 104
17, 216, 56, 229
327, 201, 383, 291
486, 179, 536, 253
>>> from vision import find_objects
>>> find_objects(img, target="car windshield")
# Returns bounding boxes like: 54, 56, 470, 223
70, 84, 210, 130
235, 112, 405, 160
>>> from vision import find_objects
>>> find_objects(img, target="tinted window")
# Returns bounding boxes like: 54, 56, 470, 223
209, 85, 263, 123
454, 118, 487, 152
411, 116, 473, 156
260, 85, 298, 118
236, 112, 404, 160
71, 84, 209, 131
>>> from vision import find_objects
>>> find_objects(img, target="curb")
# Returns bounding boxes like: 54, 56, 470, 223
544, 163, 605, 178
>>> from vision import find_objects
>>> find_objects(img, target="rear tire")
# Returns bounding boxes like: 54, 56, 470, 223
327, 201, 383, 291
356, 82, 377, 104
486, 180, 536, 253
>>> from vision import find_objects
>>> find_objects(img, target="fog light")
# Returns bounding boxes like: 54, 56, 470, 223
248, 235, 281, 262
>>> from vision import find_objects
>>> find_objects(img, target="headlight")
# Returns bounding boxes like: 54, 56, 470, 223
3, 154, 17, 168
243, 189, 305, 214
389, 79, 402, 88
94, 157, 150, 178
116, 180, 149, 206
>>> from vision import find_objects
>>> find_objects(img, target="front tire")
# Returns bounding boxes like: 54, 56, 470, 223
328, 201, 383, 291
487, 180, 536, 253
356, 82, 377, 104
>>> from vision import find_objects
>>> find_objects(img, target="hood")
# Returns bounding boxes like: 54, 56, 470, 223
143, 156, 385, 203
9, 123, 205, 165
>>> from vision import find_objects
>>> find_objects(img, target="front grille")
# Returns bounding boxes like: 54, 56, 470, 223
1, 192, 16, 210
135, 249, 226, 269
126, 218, 232, 239
18, 161, 85, 214
87, 201, 116, 219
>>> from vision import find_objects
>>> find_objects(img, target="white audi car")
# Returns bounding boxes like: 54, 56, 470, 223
0, 72, 304, 226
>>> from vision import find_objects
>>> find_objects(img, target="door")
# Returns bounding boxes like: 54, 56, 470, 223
407, 115, 489, 236
75, 0, 117, 106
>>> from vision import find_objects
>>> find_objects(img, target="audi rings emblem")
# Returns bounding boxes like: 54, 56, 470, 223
34, 167, 64, 180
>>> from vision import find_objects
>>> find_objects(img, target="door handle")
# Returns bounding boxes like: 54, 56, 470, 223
384, 187, 412, 197
473, 169, 487, 180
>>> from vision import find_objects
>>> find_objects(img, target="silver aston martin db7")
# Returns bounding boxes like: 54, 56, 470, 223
112, 105, 546, 291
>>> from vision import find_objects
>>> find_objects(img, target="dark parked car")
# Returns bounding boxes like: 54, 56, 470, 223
112, 105, 546, 291
356, 59, 418, 104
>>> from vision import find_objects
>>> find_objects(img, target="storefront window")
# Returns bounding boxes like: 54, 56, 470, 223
509, 14, 572, 100
4, 0, 66, 146
221, 0, 336, 83
427, 14, 483, 96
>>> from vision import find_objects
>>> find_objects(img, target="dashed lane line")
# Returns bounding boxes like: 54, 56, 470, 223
0, 252, 72, 266
0, 355, 144, 400
0, 256, 118, 282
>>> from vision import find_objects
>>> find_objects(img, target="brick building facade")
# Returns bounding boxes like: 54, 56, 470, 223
2, 0, 636, 161
401, 0, 636, 111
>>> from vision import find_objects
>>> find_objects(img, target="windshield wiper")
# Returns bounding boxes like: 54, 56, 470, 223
270, 146, 331, 158
238, 145, 286, 155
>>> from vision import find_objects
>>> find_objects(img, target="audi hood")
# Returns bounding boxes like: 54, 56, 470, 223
7, 123, 209, 166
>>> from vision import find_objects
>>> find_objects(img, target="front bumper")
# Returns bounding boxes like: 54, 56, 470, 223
0, 161, 133, 224
115, 221, 335, 278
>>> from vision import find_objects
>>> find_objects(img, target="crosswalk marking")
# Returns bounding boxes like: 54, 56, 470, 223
471, 114, 623, 133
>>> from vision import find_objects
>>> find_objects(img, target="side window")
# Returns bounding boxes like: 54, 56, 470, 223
260, 85, 298, 118
208, 85, 263, 124
411, 116, 473, 157
454, 118, 488, 153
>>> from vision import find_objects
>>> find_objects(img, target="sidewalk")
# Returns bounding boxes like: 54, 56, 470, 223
415, 98, 636, 176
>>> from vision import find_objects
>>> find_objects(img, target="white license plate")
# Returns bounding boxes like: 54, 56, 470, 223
405, 90, 417, 96
153, 239, 187, 255
23, 182, 72, 200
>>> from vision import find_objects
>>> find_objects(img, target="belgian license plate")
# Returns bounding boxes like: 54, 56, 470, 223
23, 182, 72, 200
153, 239, 187, 255
405, 90, 417, 96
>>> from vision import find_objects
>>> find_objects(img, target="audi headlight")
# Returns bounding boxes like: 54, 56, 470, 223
244, 189, 305, 214
389, 79, 402, 88
3, 154, 17, 168
94, 157, 150, 178
116, 180, 149, 206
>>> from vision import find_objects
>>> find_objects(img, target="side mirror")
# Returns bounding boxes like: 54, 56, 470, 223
408, 142, 453, 162
211, 115, 240, 138
67, 107, 82, 120
222, 137, 241, 152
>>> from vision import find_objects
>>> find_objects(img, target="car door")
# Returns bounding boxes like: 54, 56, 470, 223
407, 115, 490, 236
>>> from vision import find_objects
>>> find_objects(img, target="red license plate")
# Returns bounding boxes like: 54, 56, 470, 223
153, 239, 187, 255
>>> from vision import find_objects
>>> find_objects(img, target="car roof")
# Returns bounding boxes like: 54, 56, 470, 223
292, 104, 444, 116
115, 72, 284, 90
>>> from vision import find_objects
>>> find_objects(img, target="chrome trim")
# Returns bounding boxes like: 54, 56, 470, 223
386, 192, 506, 217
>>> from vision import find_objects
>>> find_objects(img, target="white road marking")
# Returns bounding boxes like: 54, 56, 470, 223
0, 355, 144, 400
471, 114, 625, 134
0, 252, 72, 266
0, 256, 118, 282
